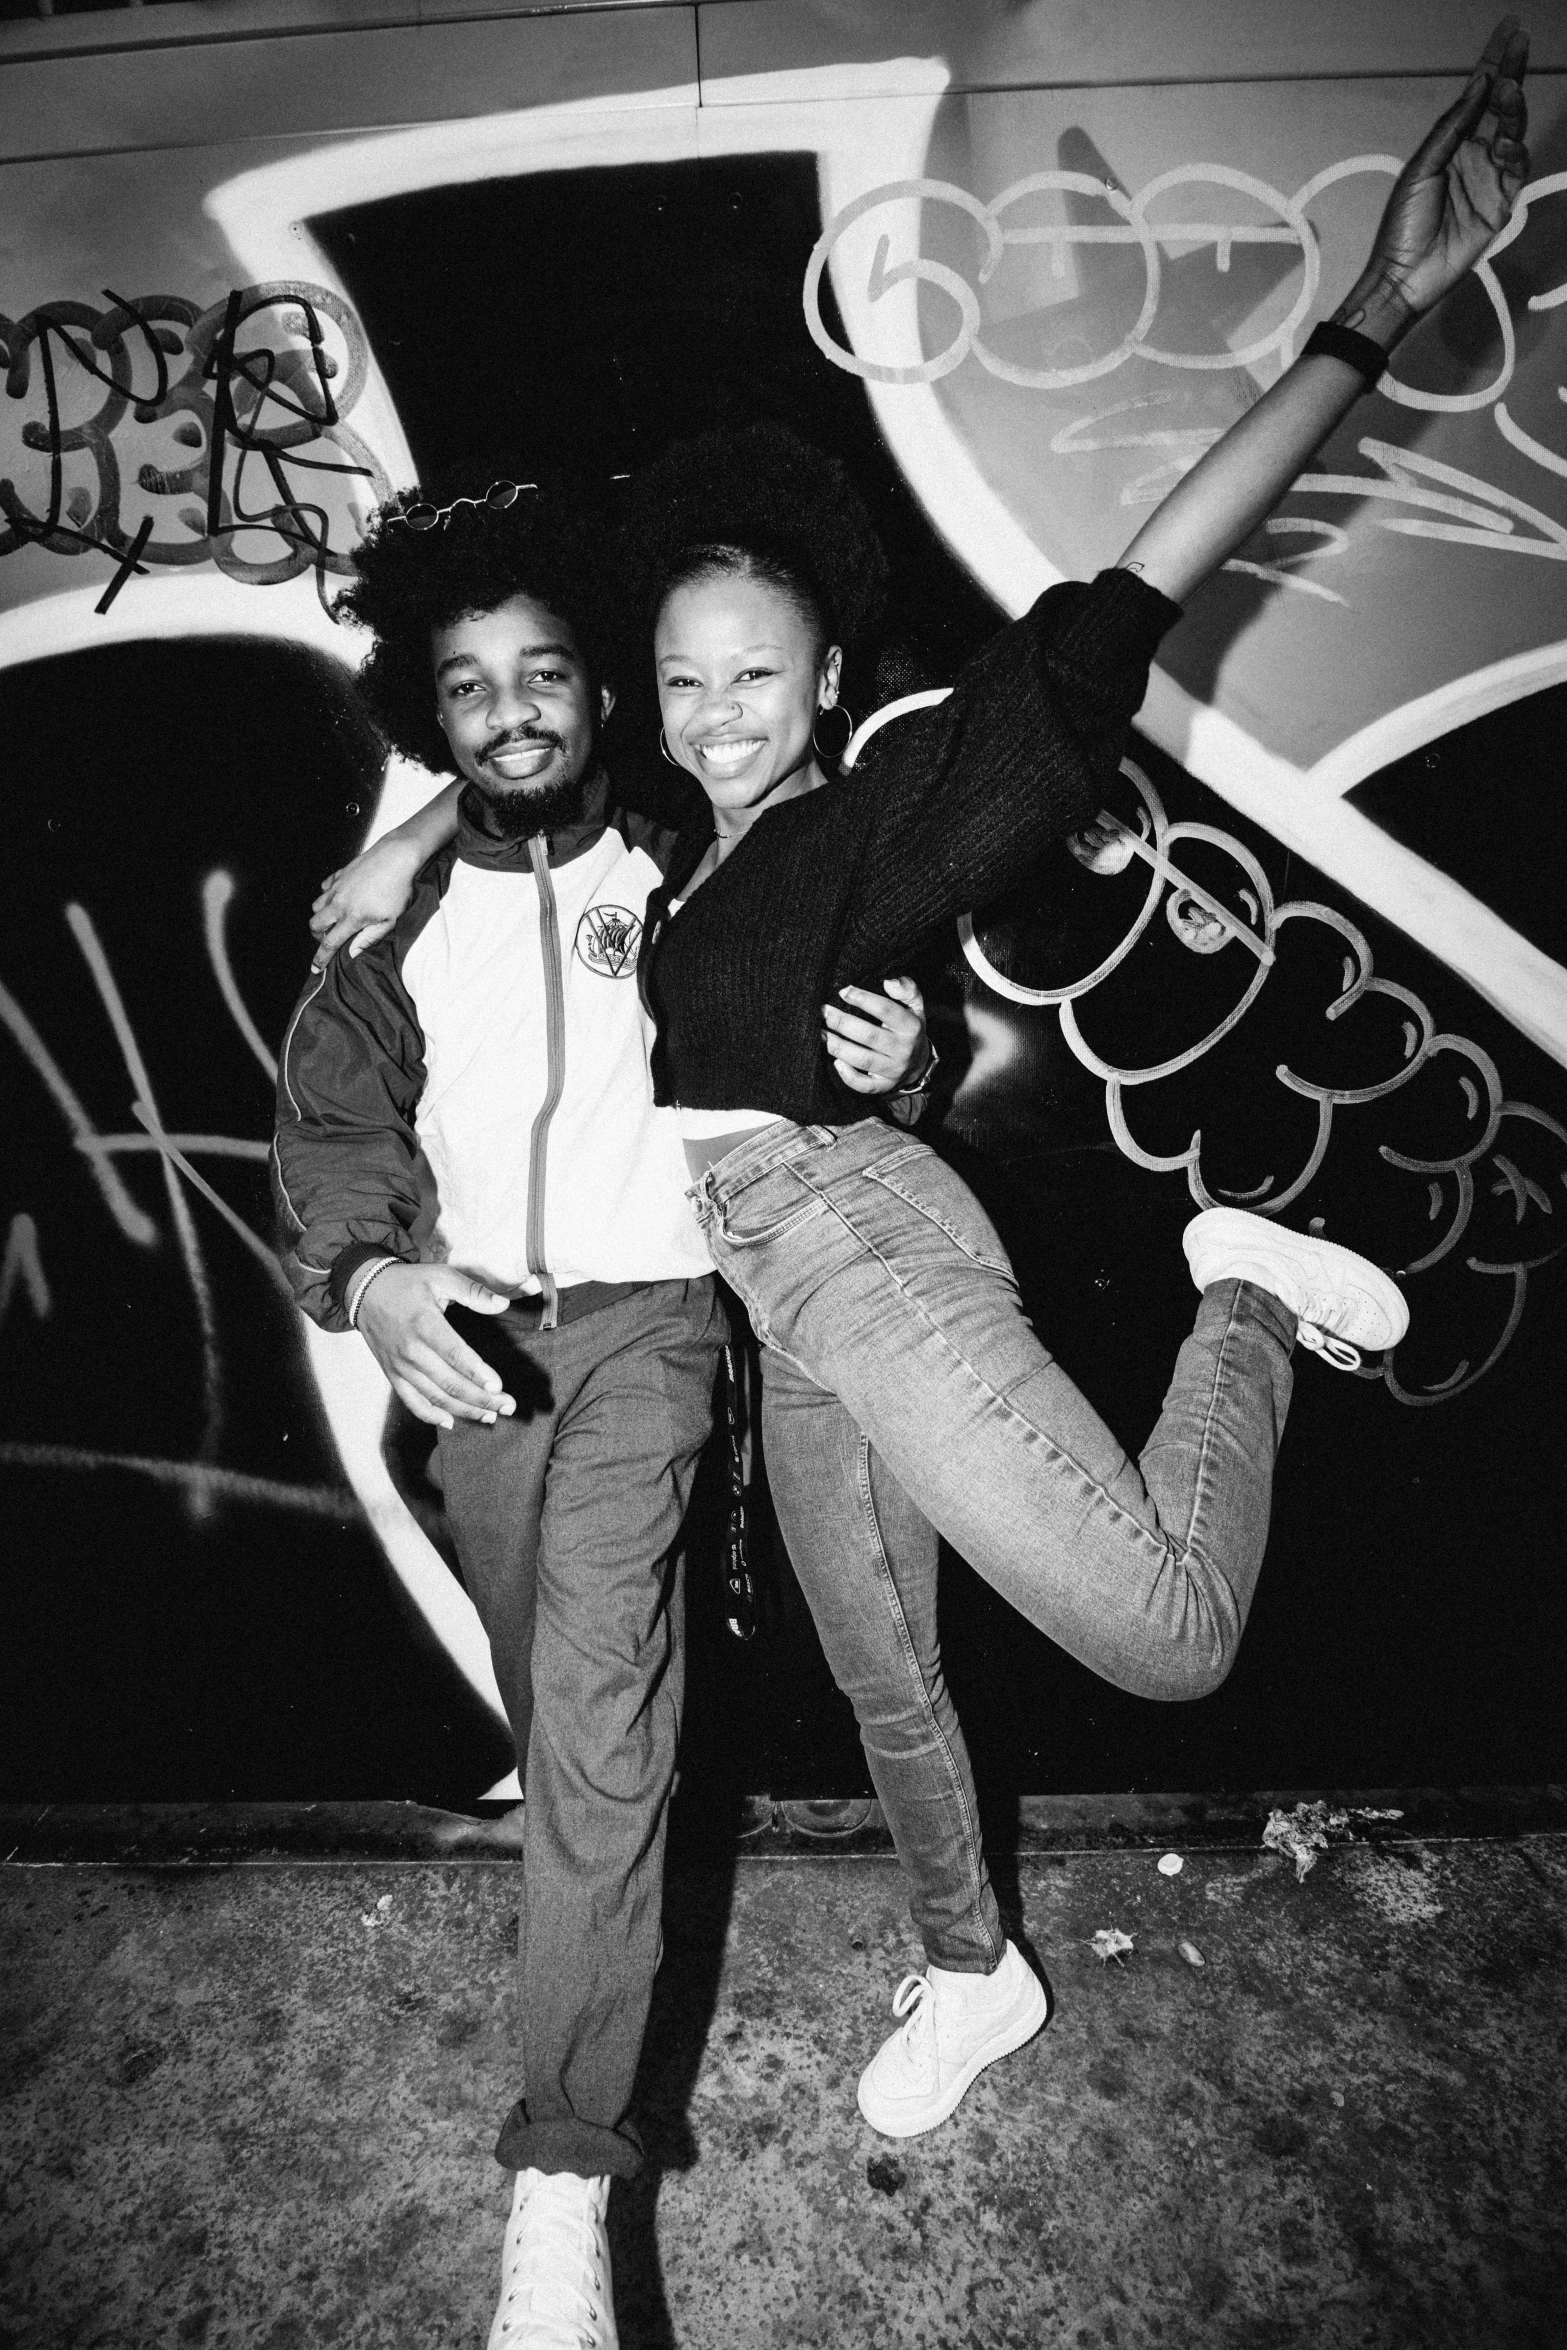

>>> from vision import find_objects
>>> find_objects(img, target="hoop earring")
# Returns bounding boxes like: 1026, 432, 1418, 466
659, 729, 679, 767
812, 704, 853, 763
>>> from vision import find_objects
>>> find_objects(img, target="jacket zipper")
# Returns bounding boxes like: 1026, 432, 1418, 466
525, 836, 566, 1329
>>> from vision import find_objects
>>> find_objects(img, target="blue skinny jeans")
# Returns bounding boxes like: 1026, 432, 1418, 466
688, 1120, 1296, 1972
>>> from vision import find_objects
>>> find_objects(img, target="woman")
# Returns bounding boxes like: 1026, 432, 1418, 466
313, 26, 1529, 2140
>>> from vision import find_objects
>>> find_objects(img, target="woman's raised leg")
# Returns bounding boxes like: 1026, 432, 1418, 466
695, 1125, 1397, 1704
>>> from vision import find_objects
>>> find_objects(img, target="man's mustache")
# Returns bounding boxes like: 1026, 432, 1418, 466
481, 728, 564, 765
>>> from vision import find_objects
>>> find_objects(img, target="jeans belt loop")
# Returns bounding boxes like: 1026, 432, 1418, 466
708, 1180, 734, 1246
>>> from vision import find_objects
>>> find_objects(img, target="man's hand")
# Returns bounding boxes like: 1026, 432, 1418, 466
823, 976, 933, 1097
356, 1263, 517, 1429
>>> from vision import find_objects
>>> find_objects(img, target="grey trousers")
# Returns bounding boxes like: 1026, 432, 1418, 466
436, 1275, 725, 2180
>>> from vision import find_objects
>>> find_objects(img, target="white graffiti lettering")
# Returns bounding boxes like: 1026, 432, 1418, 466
845, 705, 1566, 1404
806, 159, 1567, 507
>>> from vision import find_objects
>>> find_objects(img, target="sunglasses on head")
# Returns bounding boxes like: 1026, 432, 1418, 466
386, 470, 631, 532
389, 479, 535, 532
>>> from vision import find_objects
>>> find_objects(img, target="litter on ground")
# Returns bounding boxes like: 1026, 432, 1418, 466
1261, 1801, 1406, 1882
1090, 1928, 1135, 1965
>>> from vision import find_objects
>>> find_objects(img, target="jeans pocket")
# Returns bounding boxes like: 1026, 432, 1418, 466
861, 1143, 1013, 1274
710, 1166, 827, 1251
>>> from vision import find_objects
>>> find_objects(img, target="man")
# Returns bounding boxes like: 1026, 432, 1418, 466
272, 486, 928, 2348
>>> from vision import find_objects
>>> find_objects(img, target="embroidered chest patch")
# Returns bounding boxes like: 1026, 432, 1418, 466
575, 902, 643, 978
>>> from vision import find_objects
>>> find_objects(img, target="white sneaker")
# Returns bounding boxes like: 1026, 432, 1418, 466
1183, 1207, 1409, 1371
856, 1940, 1050, 2139
487, 2169, 617, 2350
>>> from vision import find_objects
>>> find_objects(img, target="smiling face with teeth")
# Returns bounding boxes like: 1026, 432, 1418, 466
433, 590, 614, 835
655, 568, 843, 838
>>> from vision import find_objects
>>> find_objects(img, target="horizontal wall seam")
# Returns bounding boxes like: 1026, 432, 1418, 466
0, 2, 691, 72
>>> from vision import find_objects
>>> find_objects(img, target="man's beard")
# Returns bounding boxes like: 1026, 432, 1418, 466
467, 755, 590, 841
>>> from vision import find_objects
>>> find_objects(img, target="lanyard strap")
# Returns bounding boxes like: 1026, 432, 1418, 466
720, 1339, 757, 1643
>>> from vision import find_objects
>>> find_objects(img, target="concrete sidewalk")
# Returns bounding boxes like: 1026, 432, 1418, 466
2, 1816, 1565, 2349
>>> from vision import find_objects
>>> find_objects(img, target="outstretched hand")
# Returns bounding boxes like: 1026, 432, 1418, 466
1360, 17, 1529, 323
1115, 20, 1530, 606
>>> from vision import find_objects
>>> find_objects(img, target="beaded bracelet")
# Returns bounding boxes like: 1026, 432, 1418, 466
346, 1255, 399, 1329
1302, 320, 1389, 387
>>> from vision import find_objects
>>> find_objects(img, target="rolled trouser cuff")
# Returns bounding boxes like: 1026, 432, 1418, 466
494, 2100, 645, 2180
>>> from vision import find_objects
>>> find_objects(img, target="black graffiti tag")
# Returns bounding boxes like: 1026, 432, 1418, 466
0, 283, 389, 610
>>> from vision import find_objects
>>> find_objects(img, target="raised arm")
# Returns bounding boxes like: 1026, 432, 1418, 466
310, 779, 463, 969
1119, 18, 1530, 604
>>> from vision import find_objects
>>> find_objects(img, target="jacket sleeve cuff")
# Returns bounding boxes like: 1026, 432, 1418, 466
328, 1240, 406, 1318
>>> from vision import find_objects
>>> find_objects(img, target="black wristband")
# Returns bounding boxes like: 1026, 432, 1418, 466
1303, 320, 1388, 387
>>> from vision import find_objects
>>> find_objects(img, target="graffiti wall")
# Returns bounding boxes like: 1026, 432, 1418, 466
3, 0, 1565, 1804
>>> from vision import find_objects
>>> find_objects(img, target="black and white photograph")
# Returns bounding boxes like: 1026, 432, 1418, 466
2, 2, 1565, 2343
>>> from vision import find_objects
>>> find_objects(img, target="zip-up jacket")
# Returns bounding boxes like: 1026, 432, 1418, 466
272, 771, 711, 1333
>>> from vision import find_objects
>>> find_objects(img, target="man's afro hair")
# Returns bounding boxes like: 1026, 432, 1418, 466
617, 422, 888, 657
336, 489, 615, 775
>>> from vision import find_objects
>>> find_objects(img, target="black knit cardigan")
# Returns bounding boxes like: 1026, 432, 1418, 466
640, 567, 1180, 1125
